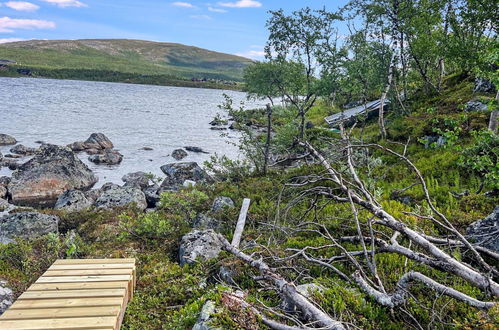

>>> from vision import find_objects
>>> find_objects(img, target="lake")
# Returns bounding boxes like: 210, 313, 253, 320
0, 77, 265, 186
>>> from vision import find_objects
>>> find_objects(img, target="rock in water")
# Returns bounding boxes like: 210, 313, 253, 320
0, 134, 16, 146
94, 185, 147, 211
54, 190, 92, 212
185, 146, 209, 154
88, 150, 123, 165
159, 162, 213, 191
84, 133, 114, 150
10, 144, 37, 155
0, 212, 59, 244
179, 230, 223, 265
0, 280, 13, 316
122, 172, 151, 190
172, 149, 188, 161
8, 144, 98, 207
467, 206, 499, 252
212, 196, 235, 212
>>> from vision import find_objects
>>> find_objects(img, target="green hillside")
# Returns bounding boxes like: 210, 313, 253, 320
0, 39, 252, 88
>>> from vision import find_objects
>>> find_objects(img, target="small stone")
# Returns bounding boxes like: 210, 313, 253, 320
467, 206, 499, 252
212, 196, 234, 212
179, 230, 223, 265
172, 149, 188, 161
88, 150, 123, 165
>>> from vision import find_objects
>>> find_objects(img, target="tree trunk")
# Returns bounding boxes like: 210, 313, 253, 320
264, 104, 273, 175
379, 47, 397, 139
488, 90, 498, 133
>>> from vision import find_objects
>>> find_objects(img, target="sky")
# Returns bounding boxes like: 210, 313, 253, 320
0, 0, 349, 59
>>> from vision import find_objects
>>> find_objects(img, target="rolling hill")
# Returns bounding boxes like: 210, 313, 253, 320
0, 39, 253, 88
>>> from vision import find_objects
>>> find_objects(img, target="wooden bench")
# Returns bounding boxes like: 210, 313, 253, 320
0, 258, 136, 329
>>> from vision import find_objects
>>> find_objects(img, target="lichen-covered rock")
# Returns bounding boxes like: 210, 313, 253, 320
88, 150, 123, 165
54, 190, 92, 212
10, 144, 37, 155
159, 162, 213, 192
192, 214, 219, 230
0, 212, 59, 244
7, 144, 97, 207
122, 172, 151, 189
0, 280, 13, 316
467, 206, 499, 252
172, 149, 188, 161
0, 186, 6, 199
94, 185, 147, 211
212, 196, 234, 212
474, 77, 497, 94
179, 230, 223, 265
84, 133, 114, 150
0, 134, 16, 146
0, 198, 9, 212
192, 300, 217, 330
464, 100, 488, 112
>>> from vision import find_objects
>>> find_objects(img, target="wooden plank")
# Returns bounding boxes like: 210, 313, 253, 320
36, 275, 132, 283
0, 316, 117, 329
231, 198, 251, 248
27, 281, 129, 291
53, 259, 135, 265
48, 263, 135, 270
44, 269, 133, 277
9, 297, 125, 309
19, 289, 126, 300
1, 306, 121, 320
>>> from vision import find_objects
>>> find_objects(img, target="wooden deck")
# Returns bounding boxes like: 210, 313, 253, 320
0, 258, 136, 330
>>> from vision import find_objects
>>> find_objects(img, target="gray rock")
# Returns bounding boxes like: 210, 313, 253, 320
10, 144, 37, 155
8, 144, 98, 208
84, 133, 114, 150
192, 214, 219, 230
143, 185, 160, 208
4, 154, 22, 159
0, 134, 16, 146
0, 280, 13, 316
94, 185, 147, 211
467, 206, 499, 252
192, 300, 217, 330
0, 212, 59, 244
0, 176, 10, 186
185, 146, 209, 154
54, 190, 92, 212
0, 198, 8, 212
171, 149, 188, 161
0, 186, 6, 199
212, 196, 234, 212
422, 135, 447, 149
159, 162, 213, 192
88, 150, 123, 165
179, 230, 223, 265
122, 172, 150, 190
464, 100, 488, 112
474, 78, 497, 94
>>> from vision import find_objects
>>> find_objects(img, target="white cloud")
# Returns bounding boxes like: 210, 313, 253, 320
218, 0, 261, 8
208, 6, 227, 13
0, 37, 24, 43
236, 49, 265, 60
4, 1, 39, 11
40, 0, 87, 8
171, 1, 194, 8
190, 14, 211, 20
0, 16, 55, 32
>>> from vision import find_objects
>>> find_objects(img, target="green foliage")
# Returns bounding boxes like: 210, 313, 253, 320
459, 130, 499, 189
159, 189, 210, 221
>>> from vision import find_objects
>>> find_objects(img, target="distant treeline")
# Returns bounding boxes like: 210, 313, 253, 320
0, 66, 243, 90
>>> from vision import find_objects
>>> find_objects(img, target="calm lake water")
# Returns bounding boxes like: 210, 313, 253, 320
0, 77, 265, 186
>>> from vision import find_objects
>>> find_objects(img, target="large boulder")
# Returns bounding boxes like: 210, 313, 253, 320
0, 212, 59, 244
212, 196, 235, 212
179, 230, 224, 265
172, 149, 188, 161
0, 280, 13, 316
122, 172, 151, 190
88, 150, 123, 165
474, 78, 497, 94
54, 190, 92, 212
159, 162, 213, 191
0, 134, 16, 146
467, 206, 499, 252
8, 144, 98, 207
10, 144, 37, 156
94, 185, 147, 211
